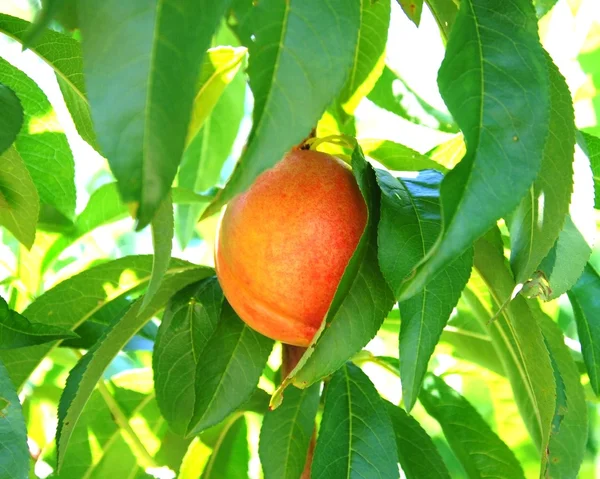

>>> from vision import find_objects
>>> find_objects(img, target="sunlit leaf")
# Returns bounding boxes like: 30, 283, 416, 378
361, 139, 446, 172
202, 0, 361, 219
401, 0, 550, 301
397, 0, 423, 26
420, 374, 526, 479
78, 0, 232, 228
312, 363, 398, 478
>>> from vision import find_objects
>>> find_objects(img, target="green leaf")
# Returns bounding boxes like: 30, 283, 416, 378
312, 363, 398, 478
287, 147, 394, 390
259, 384, 320, 479
177, 51, 246, 247
201, 415, 249, 479
56, 265, 213, 469
0, 295, 76, 349
361, 139, 447, 172
0, 13, 97, 150
0, 146, 39, 249
579, 132, 599, 208
385, 402, 451, 479
141, 194, 174, 312
0, 256, 200, 390
0, 57, 75, 220
473, 234, 556, 471
0, 83, 22, 154
153, 278, 224, 435
22, 0, 67, 47
338, 0, 389, 113
427, 134, 465, 169
567, 263, 600, 395
202, 0, 361, 219
424, 0, 458, 42
420, 374, 526, 479
186, 301, 273, 435
397, 0, 423, 26
536, 308, 587, 478
534, 0, 559, 18
508, 56, 575, 285
376, 169, 472, 410
536, 140, 596, 299
401, 0, 550, 301
78, 0, 232, 229
0, 359, 28, 479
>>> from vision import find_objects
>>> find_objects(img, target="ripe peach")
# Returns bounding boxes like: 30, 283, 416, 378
215, 148, 367, 346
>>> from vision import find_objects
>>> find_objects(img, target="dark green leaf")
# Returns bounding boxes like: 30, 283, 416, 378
537, 308, 587, 478
423, 0, 458, 42
0, 359, 28, 479
0, 13, 97, 150
259, 384, 320, 479
567, 263, 600, 395
177, 50, 246, 248
361, 139, 447, 172
397, 0, 423, 26
508, 55, 575, 285
153, 278, 224, 435
338, 0, 390, 113
0, 57, 75, 220
141, 194, 174, 312
0, 256, 200, 390
401, 0, 550, 300
78, 0, 231, 228
0, 83, 22, 154
202, 0, 361, 219
312, 363, 398, 479
56, 265, 214, 469
579, 131, 600, 208
0, 146, 39, 249
288, 147, 394, 390
386, 402, 450, 479
187, 302, 273, 436
420, 374, 526, 479
473, 234, 555, 470
0, 295, 76, 349
376, 169, 472, 410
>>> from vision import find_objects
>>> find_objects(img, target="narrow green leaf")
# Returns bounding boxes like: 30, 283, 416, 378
78, 0, 232, 228
578, 132, 599, 208
420, 374, 526, 479
202, 0, 361, 219
0, 359, 28, 479
177, 53, 246, 248
397, 0, 423, 26
385, 402, 451, 479
202, 415, 250, 479
22, 0, 66, 47
259, 384, 320, 479
179, 437, 212, 479
509, 56, 575, 285
0, 256, 199, 390
312, 363, 398, 479
0, 146, 39, 249
0, 13, 97, 150
56, 265, 213, 469
141, 194, 174, 312
401, 0, 550, 301
376, 169, 472, 410
0, 295, 76, 349
0, 83, 22, 154
567, 263, 600, 395
339, 0, 390, 113
473, 234, 556, 471
536, 308, 587, 478
361, 139, 447, 172
153, 278, 224, 435
0, 57, 75, 220
289, 147, 394, 390
536, 140, 596, 299
423, 0, 458, 42
187, 302, 273, 435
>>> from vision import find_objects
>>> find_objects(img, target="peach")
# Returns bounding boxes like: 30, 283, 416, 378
215, 148, 367, 346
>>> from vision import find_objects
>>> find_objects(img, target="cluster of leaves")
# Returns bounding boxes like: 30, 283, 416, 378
0, 0, 599, 478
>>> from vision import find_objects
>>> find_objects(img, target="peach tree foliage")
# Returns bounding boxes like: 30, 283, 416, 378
0, 0, 598, 478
